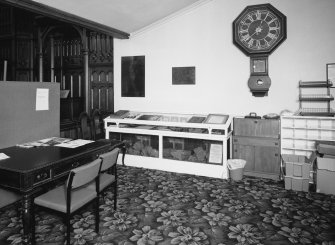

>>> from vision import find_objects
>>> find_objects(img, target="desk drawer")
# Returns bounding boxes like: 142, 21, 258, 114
53, 155, 95, 178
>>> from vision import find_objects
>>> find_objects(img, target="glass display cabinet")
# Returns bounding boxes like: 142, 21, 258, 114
105, 111, 233, 179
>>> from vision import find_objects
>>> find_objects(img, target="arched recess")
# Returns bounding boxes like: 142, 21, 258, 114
41, 25, 86, 122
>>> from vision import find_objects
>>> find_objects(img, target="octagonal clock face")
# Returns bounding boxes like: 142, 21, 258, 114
233, 4, 287, 55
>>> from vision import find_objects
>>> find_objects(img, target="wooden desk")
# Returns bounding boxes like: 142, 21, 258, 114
0, 139, 123, 244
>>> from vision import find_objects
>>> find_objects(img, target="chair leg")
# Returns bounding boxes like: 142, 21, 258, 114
121, 146, 126, 166
32, 207, 36, 245
114, 182, 117, 211
66, 216, 71, 245
95, 197, 100, 233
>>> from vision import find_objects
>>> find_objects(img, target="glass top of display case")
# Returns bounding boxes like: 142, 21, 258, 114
108, 110, 229, 125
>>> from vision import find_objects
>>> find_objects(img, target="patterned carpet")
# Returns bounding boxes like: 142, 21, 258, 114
1, 165, 335, 245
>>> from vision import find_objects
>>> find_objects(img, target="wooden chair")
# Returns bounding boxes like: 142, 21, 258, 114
0, 188, 21, 210
91, 109, 105, 140
32, 158, 102, 245
87, 148, 119, 210
79, 111, 92, 140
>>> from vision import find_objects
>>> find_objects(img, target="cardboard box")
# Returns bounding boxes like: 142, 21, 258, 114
316, 140, 335, 155
317, 157, 335, 171
282, 154, 312, 178
284, 176, 309, 192
316, 157, 335, 195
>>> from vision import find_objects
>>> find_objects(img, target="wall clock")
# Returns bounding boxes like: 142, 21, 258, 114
233, 3, 287, 96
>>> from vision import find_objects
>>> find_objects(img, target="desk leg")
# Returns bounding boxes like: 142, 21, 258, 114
22, 194, 33, 245
121, 145, 126, 166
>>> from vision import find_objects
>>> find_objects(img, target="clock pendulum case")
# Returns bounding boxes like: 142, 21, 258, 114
232, 4, 287, 96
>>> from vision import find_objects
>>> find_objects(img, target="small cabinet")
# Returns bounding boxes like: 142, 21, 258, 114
233, 118, 280, 179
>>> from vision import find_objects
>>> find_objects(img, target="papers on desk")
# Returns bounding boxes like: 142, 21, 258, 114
39, 137, 72, 146
55, 139, 94, 148
16, 137, 72, 148
0, 153, 10, 160
15, 138, 93, 149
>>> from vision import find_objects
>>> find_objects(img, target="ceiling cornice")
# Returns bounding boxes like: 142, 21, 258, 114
1, 0, 130, 39
130, 0, 213, 37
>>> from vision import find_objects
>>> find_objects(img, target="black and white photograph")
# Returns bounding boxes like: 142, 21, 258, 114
0, 1, 335, 244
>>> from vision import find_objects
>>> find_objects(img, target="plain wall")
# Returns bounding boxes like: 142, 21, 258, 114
113, 0, 335, 116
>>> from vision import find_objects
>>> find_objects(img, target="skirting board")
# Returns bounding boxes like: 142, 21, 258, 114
118, 154, 228, 179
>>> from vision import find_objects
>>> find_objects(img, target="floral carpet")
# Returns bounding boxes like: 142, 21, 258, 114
1, 165, 335, 244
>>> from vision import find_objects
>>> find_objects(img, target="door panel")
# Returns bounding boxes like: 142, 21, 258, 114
233, 144, 254, 172
254, 145, 280, 174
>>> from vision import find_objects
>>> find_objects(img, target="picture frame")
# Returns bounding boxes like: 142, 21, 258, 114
327, 63, 335, 84
121, 55, 145, 97
204, 114, 229, 124
172, 66, 195, 85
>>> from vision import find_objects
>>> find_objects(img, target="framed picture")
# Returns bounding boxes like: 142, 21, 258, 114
121, 56, 145, 97
327, 63, 335, 84
204, 114, 229, 124
172, 66, 195, 85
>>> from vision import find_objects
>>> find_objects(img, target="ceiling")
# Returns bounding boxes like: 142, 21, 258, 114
32, 0, 205, 35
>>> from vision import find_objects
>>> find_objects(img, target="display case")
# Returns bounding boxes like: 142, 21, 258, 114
105, 111, 233, 179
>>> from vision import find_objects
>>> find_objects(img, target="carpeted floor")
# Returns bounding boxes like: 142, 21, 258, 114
1, 165, 335, 244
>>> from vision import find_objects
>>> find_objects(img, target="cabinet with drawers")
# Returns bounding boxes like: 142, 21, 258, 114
233, 117, 280, 179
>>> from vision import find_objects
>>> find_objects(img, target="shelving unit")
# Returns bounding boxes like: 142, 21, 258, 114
281, 115, 335, 157
104, 111, 233, 179
298, 80, 334, 116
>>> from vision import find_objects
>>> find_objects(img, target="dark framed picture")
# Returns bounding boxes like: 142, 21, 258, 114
172, 66, 195, 85
121, 56, 145, 97
327, 63, 335, 84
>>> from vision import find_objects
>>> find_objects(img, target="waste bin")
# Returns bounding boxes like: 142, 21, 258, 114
227, 159, 246, 181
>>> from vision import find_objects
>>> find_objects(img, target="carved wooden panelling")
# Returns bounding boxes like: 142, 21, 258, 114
89, 33, 113, 64
0, 39, 11, 62
90, 70, 114, 113
16, 39, 31, 68
16, 70, 30, 81
0, 6, 12, 36
89, 32, 114, 115
59, 39, 83, 68
15, 9, 33, 37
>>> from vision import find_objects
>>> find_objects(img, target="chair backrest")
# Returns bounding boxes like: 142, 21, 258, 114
67, 158, 102, 189
79, 111, 92, 140
91, 109, 105, 140
99, 148, 119, 172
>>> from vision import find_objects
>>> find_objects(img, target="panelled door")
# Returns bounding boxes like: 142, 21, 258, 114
89, 32, 114, 116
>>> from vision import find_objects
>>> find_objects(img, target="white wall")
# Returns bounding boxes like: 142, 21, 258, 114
114, 0, 335, 117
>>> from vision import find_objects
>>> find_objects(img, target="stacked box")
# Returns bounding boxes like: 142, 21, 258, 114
282, 154, 312, 192
316, 157, 335, 195
284, 176, 309, 192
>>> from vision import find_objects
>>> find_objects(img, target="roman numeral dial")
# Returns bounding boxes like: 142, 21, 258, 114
233, 4, 287, 97
238, 10, 281, 51
233, 4, 287, 55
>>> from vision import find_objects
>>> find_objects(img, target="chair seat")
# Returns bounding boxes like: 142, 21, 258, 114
34, 184, 97, 213
87, 173, 115, 191
0, 188, 21, 208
